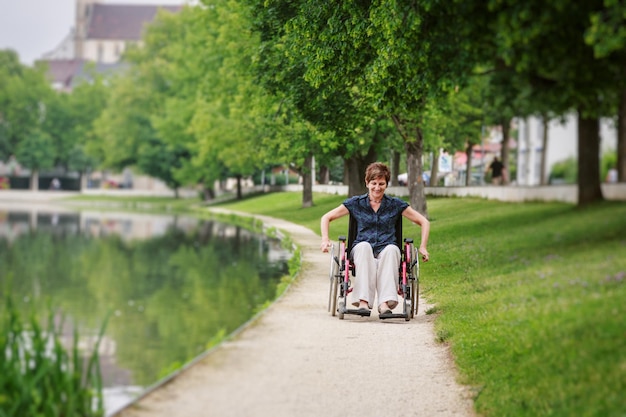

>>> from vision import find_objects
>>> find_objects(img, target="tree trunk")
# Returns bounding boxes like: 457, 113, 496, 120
390, 150, 400, 186
345, 157, 364, 197
390, 113, 427, 217
318, 164, 330, 184
577, 112, 604, 206
302, 153, 314, 208
236, 174, 242, 200
539, 115, 549, 185
203, 186, 215, 201
405, 133, 428, 217
30, 169, 38, 191
345, 146, 377, 197
618, 89, 626, 183
465, 143, 473, 186
430, 150, 439, 186
500, 117, 511, 184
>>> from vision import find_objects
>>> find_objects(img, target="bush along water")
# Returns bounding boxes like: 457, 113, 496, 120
0, 293, 108, 416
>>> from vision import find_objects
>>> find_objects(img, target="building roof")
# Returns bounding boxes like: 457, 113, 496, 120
39, 59, 128, 91
87, 4, 182, 40
42, 59, 86, 90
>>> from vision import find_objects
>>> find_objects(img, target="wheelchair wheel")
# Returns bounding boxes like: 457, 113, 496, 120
403, 297, 411, 321
329, 276, 339, 316
337, 300, 345, 320
328, 247, 339, 316
411, 254, 420, 317
411, 278, 419, 318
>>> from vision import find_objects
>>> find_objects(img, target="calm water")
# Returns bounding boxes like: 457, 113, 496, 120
0, 205, 292, 415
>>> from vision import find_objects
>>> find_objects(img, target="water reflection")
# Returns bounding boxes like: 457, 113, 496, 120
0, 205, 292, 415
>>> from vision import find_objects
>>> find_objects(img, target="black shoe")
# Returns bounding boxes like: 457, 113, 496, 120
357, 307, 371, 316
379, 309, 393, 318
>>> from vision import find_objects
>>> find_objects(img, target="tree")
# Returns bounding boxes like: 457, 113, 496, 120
0, 50, 55, 164
586, 0, 626, 183
63, 69, 109, 189
246, 0, 383, 198
251, 1, 479, 216
111, 1, 284, 199
93, 72, 158, 175
462, 0, 615, 205
16, 128, 55, 190
424, 82, 485, 186
187, 0, 282, 199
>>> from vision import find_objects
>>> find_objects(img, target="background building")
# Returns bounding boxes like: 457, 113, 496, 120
40, 0, 181, 91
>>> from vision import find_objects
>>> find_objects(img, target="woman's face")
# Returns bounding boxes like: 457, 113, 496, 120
366, 176, 387, 200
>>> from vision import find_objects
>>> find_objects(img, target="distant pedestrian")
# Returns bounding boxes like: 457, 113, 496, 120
488, 156, 505, 185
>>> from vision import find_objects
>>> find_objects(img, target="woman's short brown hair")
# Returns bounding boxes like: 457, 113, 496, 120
365, 162, 391, 184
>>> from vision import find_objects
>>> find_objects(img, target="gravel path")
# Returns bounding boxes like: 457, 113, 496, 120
114, 209, 476, 417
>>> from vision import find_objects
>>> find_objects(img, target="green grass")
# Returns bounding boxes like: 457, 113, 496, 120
64, 191, 626, 417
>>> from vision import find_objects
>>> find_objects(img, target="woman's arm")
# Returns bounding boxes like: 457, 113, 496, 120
402, 206, 430, 262
320, 204, 349, 252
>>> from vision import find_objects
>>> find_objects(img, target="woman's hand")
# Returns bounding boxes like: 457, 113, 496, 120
321, 239, 331, 252
419, 246, 429, 262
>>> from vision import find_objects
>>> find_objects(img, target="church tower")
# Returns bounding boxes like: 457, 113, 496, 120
75, 0, 97, 59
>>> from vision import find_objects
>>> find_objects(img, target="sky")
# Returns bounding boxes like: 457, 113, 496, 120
0, 0, 186, 66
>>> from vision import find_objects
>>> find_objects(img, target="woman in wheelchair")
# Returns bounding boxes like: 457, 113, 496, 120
320, 162, 430, 317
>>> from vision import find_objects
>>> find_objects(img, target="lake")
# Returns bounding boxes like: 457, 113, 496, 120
0, 204, 293, 415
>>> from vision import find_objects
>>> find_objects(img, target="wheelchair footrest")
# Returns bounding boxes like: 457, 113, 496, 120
379, 312, 407, 320
343, 308, 371, 317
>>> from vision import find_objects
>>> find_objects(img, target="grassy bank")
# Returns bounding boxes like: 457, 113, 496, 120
212, 192, 626, 417
63, 192, 626, 416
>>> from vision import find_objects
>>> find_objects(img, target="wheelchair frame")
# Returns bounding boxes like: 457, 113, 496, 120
327, 215, 420, 321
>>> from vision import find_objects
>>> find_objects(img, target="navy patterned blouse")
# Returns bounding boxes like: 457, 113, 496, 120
343, 193, 409, 256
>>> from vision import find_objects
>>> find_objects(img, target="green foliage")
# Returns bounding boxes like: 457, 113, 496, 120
62, 73, 109, 174
549, 157, 577, 184
93, 64, 162, 174
586, 1, 626, 62
426, 81, 484, 152
0, 292, 106, 417
15, 128, 55, 171
0, 50, 104, 182
0, 50, 56, 161
601, 150, 618, 180
206, 328, 228, 350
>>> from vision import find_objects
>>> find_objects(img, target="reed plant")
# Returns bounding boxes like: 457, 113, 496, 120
0, 293, 107, 417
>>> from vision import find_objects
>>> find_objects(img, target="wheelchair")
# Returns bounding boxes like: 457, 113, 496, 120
327, 215, 420, 321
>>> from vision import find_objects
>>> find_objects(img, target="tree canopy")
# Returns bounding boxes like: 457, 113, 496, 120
2, 0, 625, 205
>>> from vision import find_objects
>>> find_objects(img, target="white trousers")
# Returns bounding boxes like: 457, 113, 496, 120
351, 242, 400, 310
